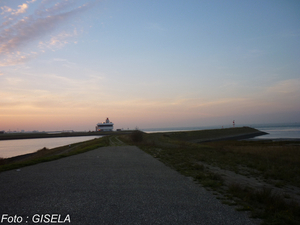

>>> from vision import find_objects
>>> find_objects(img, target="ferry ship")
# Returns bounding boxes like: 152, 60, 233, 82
96, 118, 114, 131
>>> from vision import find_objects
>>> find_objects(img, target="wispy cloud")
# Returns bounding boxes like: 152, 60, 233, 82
0, 3, 28, 17
266, 78, 300, 95
38, 29, 79, 51
0, 0, 99, 66
0, 69, 106, 111
0, 51, 39, 67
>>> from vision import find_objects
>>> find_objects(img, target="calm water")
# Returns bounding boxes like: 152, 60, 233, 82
143, 123, 300, 139
252, 123, 300, 139
0, 136, 102, 158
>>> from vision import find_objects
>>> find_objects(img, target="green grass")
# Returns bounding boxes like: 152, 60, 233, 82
229, 184, 300, 225
205, 141, 300, 187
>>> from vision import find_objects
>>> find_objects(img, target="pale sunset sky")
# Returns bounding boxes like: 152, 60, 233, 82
0, 0, 299, 131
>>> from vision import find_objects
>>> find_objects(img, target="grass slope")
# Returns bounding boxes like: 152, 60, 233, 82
0, 136, 110, 172
121, 128, 300, 225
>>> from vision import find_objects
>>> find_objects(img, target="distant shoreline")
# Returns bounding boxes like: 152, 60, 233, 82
0, 131, 131, 141
250, 138, 300, 142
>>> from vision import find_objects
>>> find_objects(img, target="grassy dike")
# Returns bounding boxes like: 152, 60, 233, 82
0, 136, 110, 172
120, 128, 300, 225
1, 127, 299, 224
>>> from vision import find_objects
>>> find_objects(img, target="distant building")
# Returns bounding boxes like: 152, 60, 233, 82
96, 118, 114, 131
0, 131, 4, 134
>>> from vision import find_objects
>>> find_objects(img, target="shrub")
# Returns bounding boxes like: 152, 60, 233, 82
130, 130, 144, 142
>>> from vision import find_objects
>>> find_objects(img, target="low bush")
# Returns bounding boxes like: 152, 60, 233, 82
130, 130, 144, 142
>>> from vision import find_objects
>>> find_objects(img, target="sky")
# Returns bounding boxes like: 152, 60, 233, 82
0, 0, 299, 131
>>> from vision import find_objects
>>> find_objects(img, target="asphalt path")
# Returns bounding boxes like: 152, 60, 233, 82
0, 146, 260, 225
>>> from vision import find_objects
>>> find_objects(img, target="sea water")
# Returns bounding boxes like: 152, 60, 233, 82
0, 136, 102, 158
251, 123, 300, 139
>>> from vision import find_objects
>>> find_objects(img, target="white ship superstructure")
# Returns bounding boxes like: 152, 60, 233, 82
96, 118, 114, 131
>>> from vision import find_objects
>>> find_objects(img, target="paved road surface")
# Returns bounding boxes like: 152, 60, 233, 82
0, 146, 260, 225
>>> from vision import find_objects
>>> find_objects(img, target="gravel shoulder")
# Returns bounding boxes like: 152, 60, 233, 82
0, 146, 260, 225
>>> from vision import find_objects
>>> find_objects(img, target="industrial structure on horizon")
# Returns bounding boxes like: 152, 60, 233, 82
95, 118, 114, 131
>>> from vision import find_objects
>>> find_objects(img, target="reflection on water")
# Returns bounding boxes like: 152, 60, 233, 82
253, 125, 300, 139
0, 136, 102, 158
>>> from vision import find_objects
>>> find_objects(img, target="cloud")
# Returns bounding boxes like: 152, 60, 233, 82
38, 29, 79, 51
13, 3, 29, 15
0, 69, 107, 112
1, 3, 30, 16
1, 6, 13, 14
266, 79, 300, 95
0, 51, 38, 67
0, 0, 99, 66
